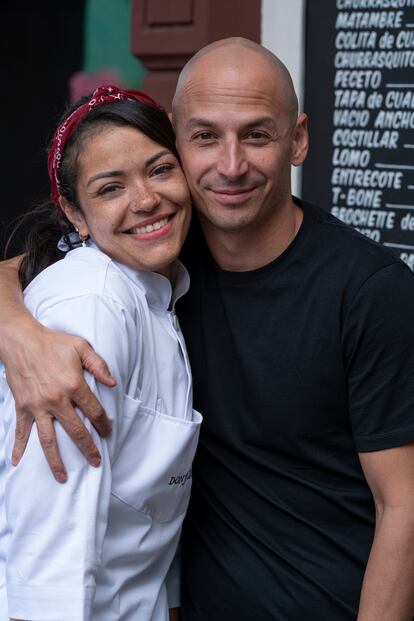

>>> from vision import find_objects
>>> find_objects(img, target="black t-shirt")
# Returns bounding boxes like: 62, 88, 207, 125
177, 199, 414, 620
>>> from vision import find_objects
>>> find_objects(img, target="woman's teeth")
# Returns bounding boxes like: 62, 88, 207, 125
131, 217, 170, 234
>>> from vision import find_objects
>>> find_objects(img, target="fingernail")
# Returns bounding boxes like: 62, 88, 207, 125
11, 454, 19, 467
91, 455, 101, 467
55, 471, 67, 483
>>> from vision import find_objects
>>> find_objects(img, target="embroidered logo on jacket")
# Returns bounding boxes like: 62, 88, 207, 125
168, 469, 192, 487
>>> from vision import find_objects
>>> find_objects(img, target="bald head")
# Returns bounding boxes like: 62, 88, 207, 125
172, 37, 298, 123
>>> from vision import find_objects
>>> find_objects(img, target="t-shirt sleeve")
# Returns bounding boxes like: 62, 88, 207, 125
343, 261, 414, 452
4, 293, 139, 621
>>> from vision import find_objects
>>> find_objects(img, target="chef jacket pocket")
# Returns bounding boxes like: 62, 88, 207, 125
110, 394, 202, 523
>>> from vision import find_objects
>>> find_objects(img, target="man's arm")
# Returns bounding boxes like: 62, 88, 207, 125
357, 443, 414, 621
0, 256, 114, 481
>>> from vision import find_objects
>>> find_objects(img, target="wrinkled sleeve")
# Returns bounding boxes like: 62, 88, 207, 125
342, 262, 414, 452
4, 294, 138, 621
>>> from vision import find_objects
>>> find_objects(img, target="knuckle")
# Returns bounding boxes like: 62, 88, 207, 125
88, 407, 105, 423
94, 357, 107, 369
71, 424, 87, 443
45, 386, 72, 407
45, 392, 62, 408
15, 408, 33, 424
45, 381, 78, 403
17, 400, 37, 415
73, 335, 88, 350
68, 379, 86, 397
38, 434, 55, 451
14, 426, 29, 442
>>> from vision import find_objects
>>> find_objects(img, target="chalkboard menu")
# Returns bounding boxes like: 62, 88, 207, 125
303, 0, 414, 271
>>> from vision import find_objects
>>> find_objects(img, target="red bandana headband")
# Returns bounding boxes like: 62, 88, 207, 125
48, 84, 163, 209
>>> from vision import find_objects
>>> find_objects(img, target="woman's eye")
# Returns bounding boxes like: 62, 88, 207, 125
98, 184, 121, 196
152, 163, 174, 176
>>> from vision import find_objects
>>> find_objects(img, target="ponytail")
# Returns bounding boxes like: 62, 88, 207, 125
4, 202, 75, 289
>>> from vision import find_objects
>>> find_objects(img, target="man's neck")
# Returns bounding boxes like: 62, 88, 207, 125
200, 198, 304, 272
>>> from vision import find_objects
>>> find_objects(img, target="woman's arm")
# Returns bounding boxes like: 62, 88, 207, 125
4, 293, 135, 620
0, 257, 114, 481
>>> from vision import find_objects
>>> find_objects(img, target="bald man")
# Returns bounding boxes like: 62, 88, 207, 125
1, 38, 414, 621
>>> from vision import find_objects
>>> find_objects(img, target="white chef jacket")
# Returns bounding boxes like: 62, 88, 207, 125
0, 244, 202, 621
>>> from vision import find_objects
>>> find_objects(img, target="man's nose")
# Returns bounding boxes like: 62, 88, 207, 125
216, 140, 248, 180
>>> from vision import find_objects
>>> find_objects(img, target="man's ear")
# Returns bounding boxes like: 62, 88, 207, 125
59, 196, 89, 238
168, 110, 177, 133
291, 113, 309, 167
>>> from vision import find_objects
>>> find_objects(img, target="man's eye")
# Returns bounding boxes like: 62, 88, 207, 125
247, 131, 269, 140
193, 131, 214, 141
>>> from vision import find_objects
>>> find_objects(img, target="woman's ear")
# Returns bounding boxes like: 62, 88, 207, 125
59, 196, 89, 238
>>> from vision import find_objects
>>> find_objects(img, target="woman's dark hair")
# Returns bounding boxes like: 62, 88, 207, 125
5, 96, 178, 288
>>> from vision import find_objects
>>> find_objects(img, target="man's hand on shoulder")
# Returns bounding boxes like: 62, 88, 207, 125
2, 317, 115, 482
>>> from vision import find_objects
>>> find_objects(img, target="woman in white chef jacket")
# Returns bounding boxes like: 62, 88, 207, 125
0, 85, 201, 621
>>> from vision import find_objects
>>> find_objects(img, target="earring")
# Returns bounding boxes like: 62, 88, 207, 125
75, 227, 89, 247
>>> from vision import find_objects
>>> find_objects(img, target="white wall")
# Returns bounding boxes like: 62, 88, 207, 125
261, 0, 306, 196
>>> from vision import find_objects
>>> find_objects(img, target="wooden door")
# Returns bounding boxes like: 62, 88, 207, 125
131, 0, 260, 109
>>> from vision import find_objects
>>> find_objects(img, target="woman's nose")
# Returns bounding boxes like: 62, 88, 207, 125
130, 183, 160, 212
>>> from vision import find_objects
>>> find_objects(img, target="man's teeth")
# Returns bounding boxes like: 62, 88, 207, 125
131, 217, 169, 234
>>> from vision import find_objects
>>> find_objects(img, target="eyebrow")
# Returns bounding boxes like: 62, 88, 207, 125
87, 170, 122, 187
144, 149, 172, 168
185, 117, 278, 132
86, 149, 172, 187
185, 118, 214, 130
